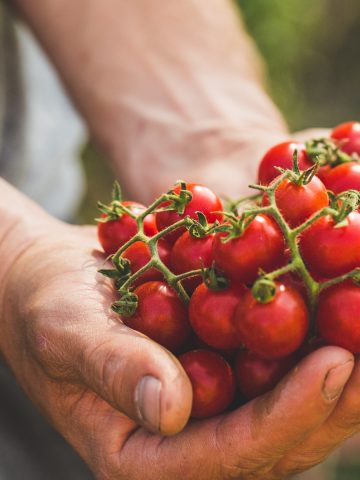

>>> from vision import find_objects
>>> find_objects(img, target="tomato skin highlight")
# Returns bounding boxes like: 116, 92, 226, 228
124, 281, 190, 351
98, 201, 157, 256
233, 283, 309, 359
189, 283, 247, 349
321, 162, 360, 194
179, 350, 235, 419
170, 232, 214, 294
300, 212, 360, 278
122, 239, 171, 286
317, 282, 360, 353
263, 176, 329, 228
331, 121, 360, 156
156, 183, 223, 245
213, 215, 285, 284
258, 141, 313, 185
235, 350, 296, 400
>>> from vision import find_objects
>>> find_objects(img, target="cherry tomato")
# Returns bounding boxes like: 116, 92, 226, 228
331, 121, 360, 156
317, 281, 360, 353
235, 350, 296, 400
170, 232, 214, 293
189, 283, 246, 349
179, 350, 235, 418
258, 141, 313, 185
262, 176, 329, 228
213, 215, 285, 284
321, 162, 360, 194
233, 283, 309, 359
122, 239, 171, 286
156, 183, 223, 245
300, 212, 360, 278
98, 201, 157, 256
124, 281, 190, 351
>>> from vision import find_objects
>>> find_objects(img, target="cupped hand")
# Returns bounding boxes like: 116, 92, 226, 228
1, 221, 359, 480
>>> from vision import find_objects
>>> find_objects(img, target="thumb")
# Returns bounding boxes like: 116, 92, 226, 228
214, 346, 354, 476
33, 308, 193, 436
76, 321, 193, 436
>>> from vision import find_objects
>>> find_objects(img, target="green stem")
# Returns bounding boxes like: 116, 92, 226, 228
292, 207, 338, 236
119, 260, 155, 291
319, 268, 360, 292
265, 262, 297, 280
173, 269, 203, 282
150, 218, 188, 243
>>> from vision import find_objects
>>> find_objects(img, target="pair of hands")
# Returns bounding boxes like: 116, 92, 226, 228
2, 133, 360, 480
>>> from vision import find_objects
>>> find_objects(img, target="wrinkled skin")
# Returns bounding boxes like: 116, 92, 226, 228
2, 221, 360, 480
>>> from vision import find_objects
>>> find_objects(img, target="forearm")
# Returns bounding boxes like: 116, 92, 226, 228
14, 0, 288, 201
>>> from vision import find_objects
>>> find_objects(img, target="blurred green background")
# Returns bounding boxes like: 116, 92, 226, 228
77, 2, 360, 477
78, 0, 360, 224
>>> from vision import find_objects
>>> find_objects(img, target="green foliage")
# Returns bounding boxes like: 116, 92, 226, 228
237, 0, 360, 129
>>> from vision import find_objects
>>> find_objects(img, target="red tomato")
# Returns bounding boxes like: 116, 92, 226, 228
300, 212, 360, 278
262, 176, 329, 228
331, 121, 360, 156
189, 283, 246, 349
235, 350, 296, 400
98, 201, 157, 256
123, 281, 190, 351
233, 283, 309, 359
321, 162, 360, 194
317, 282, 360, 353
170, 232, 214, 293
179, 350, 235, 418
156, 183, 223, 244
122, 239, 171, 286
213, 215, 285, 284
258, 141, 313, 185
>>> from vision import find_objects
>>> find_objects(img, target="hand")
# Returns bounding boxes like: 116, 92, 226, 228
1, 220, 360, 480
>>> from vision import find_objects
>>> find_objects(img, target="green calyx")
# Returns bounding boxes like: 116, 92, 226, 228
96, 181, 136, 222
252, 278, 277, 304
202, 263, 229, 291
305, 138, 354, 168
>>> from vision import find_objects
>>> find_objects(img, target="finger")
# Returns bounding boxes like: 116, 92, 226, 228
44, 346, 354, 480
274, 355, 360, 477
29, 296, 192, 436
77, 321, 193, 436
212, 346, 354, 478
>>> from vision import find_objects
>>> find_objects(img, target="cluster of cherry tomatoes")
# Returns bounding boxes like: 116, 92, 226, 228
97, 121, 360, 420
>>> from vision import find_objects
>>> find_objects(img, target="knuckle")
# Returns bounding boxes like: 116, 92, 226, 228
82, 338, 130, 404
24, 293, 77, 379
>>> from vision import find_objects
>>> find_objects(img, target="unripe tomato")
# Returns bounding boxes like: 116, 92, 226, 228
263, 176, 329, 228
124, 281, 190, 351
235, 350, 296, 400
321, 162, 360, 194
189, 283, 247, 349
317, 282, 360, 353
156, 183, 223, 245
170, 232, 214, 293
122, 239, 171, 286
179, 350, 235, 418
331, 121, 360, 156
233, 283, 309, 359
213, 215, 285, 284
300, 212, 360, 278
98, 201, 157, 256
258, 141, 313, 185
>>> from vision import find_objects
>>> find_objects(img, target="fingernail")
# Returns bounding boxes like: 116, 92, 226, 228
323, 360, 354, 401
135, 375, 162, 432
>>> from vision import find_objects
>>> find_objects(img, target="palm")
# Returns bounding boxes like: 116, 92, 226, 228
3, 224, 360, 480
